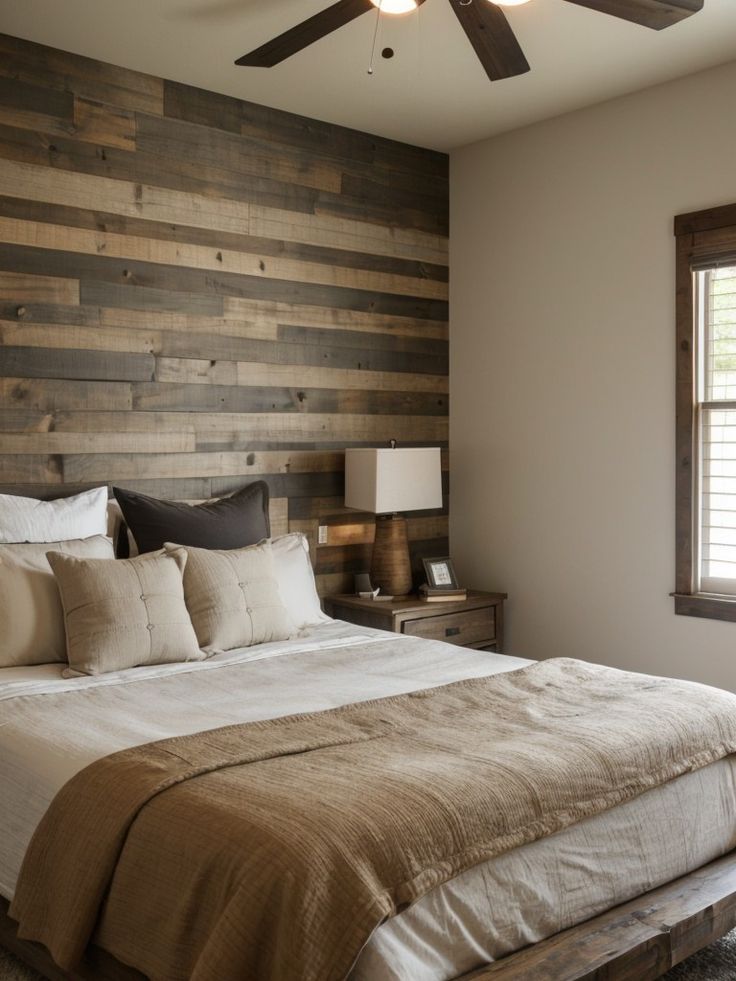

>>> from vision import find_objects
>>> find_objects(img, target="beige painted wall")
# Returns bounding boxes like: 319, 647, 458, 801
450, 59, 736, 692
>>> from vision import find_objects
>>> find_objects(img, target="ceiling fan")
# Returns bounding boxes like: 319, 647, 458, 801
235, 0, 704, 82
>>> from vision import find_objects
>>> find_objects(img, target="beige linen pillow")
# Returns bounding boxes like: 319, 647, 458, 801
47, 549, 203, 677
166, 540, 294, 654
0, 536, 114, 668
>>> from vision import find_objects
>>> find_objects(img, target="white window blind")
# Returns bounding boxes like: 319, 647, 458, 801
697, 265, 736, 594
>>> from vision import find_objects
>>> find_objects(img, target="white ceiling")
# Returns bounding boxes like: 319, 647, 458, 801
1, 0, 736, 151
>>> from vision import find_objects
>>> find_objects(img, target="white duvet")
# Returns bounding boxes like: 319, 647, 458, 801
0, 620, 734, 980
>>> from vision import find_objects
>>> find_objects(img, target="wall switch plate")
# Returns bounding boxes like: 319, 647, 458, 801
318, 525, 328, 545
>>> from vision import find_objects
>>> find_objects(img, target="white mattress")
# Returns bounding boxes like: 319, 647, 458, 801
0, 621, 734, 981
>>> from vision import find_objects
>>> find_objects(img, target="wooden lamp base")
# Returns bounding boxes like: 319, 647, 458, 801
370, 514, 413, 596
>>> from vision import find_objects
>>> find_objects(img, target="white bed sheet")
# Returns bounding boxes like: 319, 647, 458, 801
0, 621, 734, 981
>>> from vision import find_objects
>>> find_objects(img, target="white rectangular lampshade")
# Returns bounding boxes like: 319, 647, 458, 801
344, 447, 443, 514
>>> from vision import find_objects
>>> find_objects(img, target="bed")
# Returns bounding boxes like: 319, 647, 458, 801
1, 487, 735, 980
1, 619, 735, 981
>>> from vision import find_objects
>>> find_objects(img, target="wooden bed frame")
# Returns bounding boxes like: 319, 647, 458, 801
1, 850, 735, 981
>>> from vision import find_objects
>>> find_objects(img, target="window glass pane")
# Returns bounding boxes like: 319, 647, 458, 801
700, 405, 736, 594
704, 266, 736, 401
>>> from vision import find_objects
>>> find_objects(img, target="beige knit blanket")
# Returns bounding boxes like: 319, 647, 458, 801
11, 658, 736, 981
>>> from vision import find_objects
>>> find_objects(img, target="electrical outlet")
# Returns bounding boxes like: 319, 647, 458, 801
318, 525, 328, 545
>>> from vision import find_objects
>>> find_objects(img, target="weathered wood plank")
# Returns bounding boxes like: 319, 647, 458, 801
0, 302, 110, 328
211, 471, 343, 501
315, 571, 354, 597
0, 408, 54, 432
0, 320, 162, 356
277, 322, 447, 356
0, 105, 79, 146
132, 380, 446, 417
0, 99, 137, 154
340, 171, 448, 229
165, 79, 448, 181
45, 410, 448, 444
0, 33, 164, 116
0, 215, 447, 300
2, 347, 154, 382
249, 201, 448, 265
97, 305, 279, 341
135, 110, 342, 196
0, 156, 255, 236
222, 296, 448, 340
316, 188, 448, 238
80, 281, 224, 317
0, 76, 73, 120
0, 193, 448, 288
0, 158, 447, 264
0, 454, 64, 484
0, 289, 447, 342
169, 322, 442, 373
0, 377, 133, 412
63, 450, 344, 483
315, 542, 372, 576
0, 119, 324, 217
73, 98, 136, 151
0, 319, 449, 381
319, 515, 448, 547
0, 318, 278, 355
158, 357, 449, 394
163, 81, 243, 135
70, 310, 448, 374
269, 497, 289, 538
0, 270, 78, 305
0, 241, 447, 322
0, 432, 194, 455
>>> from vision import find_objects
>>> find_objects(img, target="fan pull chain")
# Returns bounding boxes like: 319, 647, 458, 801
368, 1, 383, 75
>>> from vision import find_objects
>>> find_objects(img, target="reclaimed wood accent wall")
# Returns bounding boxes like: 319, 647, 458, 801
0, 34, 449, 594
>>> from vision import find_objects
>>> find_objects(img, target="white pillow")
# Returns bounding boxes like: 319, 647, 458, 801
271, 533, 330, 628
0, 488, 108, 544
0, 535, 115, 667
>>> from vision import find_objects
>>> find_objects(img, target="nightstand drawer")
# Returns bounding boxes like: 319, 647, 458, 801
402, 606, 495, 647
323, 591, 506, 653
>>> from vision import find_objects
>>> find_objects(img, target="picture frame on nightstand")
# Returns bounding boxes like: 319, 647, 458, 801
422, 557, 460, 591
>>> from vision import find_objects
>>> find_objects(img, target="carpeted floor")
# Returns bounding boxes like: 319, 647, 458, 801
1, 932, 735, 980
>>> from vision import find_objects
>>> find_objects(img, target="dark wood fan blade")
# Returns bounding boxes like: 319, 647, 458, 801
236, 0, 375, 66
561, 0, 703, 30
447, 0, 530, 82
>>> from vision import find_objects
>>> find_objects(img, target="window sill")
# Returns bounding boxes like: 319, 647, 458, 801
673, 593, 736, 622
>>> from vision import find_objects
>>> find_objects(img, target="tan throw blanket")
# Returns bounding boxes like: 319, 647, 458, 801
11, 658, 736, 981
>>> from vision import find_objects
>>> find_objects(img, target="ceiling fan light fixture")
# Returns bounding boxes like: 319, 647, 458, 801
369, 0, 419, 14
488, 0, 532, 6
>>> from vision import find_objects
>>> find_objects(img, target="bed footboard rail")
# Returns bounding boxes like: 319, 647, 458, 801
460, 849, 736, 980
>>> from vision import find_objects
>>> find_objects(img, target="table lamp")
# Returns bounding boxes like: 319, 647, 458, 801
344, 445, 443, 596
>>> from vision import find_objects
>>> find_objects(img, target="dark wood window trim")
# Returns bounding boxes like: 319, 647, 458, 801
674, 202, 736, 622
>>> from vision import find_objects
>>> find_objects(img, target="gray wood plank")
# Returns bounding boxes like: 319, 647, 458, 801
2, 347, 154, 382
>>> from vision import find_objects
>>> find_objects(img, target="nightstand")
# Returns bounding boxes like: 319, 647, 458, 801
323, 591, 506, 652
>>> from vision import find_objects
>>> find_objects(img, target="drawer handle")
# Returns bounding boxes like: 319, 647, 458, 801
445, 627, 461, 637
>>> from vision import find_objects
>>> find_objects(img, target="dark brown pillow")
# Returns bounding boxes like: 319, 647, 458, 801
112, 483, 270, 555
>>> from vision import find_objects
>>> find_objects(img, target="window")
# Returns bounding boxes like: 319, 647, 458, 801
675, 203, 736, 621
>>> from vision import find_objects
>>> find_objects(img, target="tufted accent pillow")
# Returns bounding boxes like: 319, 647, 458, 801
165, 540, 294, 655
47, 549, 203, 677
